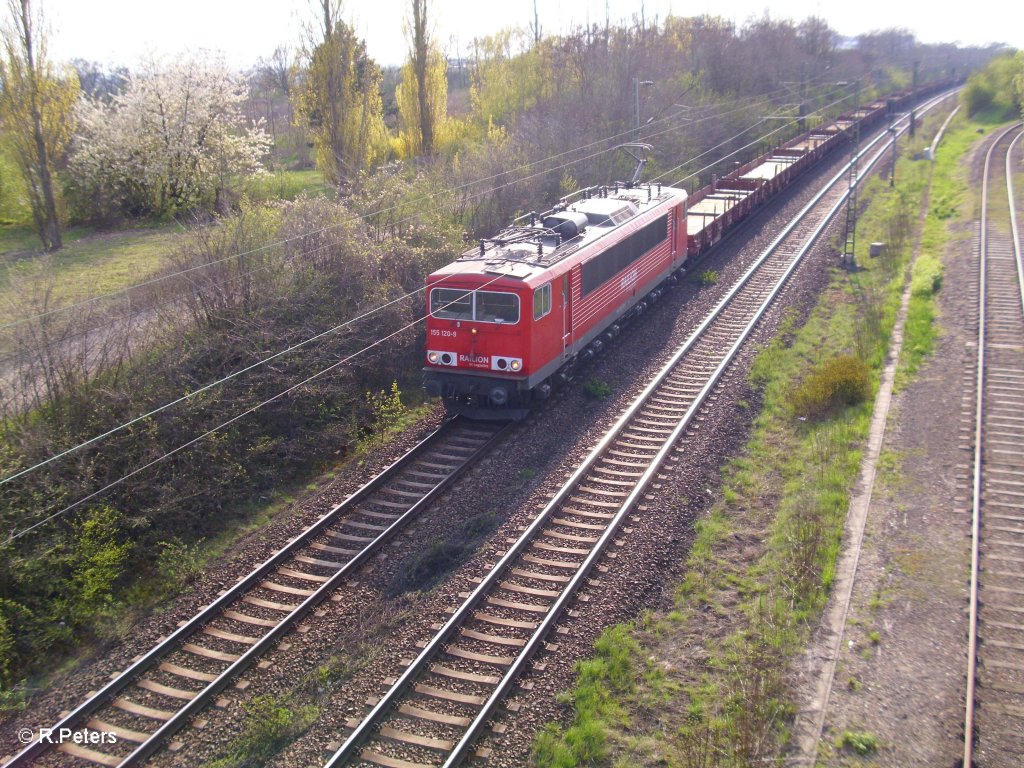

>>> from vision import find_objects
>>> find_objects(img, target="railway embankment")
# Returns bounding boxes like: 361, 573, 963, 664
532, 106, 980, 767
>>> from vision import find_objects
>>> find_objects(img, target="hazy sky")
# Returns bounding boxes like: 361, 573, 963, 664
41, 0, 1017, 70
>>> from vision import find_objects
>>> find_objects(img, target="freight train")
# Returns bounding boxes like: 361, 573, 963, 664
423, 86, 932, 419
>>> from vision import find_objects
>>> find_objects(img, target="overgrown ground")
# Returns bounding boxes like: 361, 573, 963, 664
0, 169, 329, 317
531, 106, 978, 767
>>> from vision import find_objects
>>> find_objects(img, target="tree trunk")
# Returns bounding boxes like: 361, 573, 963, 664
18, 0, 61, 251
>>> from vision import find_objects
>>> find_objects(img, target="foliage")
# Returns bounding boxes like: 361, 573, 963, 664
394, 10, 455, 158
208, 694, 318, 768
962, 53, 1024, 118
0, 0, 79, 250
69, 54, 271, 222
70, 506, 134, 616
583, 378, 613, 399
0, 136, 31, 225
789, 354, 871, 418
366, 380, 405, 441
292, 17, 386, 185
0, 192, 444, 684
468, 29, 549, 128
393, 0, 454, 157
838, 730, 879, 755
699, 269, 719, 285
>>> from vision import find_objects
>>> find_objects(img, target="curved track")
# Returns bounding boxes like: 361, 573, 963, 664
964, 123, 1024, 767
6, 419, 507, 768
325, 102, 942, 768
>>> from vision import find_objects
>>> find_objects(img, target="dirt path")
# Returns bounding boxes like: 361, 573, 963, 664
796, 135, 990, 767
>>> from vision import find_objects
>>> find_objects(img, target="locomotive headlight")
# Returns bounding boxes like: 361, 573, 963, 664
427, 350, 457, 367
491, 356, 523, 372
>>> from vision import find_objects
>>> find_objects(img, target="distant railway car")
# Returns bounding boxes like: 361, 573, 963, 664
424, 82, 952, 419
424, 175, 687, 418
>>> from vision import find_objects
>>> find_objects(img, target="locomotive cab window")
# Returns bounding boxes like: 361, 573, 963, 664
430, 288, 520, 324
475, 291, 519, 323
430, 288, 473, 320
533, 283, 552, 320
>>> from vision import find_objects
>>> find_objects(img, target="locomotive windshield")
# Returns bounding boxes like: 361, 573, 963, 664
430, 288, 520, 324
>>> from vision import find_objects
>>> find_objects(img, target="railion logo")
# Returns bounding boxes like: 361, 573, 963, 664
460, 354, 489, 365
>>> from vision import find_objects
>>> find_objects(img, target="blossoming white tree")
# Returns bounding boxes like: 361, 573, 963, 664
71, 55, 271, 220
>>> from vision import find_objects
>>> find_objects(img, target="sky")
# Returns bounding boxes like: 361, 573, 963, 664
40, 0, 1018, 70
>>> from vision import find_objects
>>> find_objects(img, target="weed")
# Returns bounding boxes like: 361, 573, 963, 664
790, 355, 871, 419
868, 630, 881, 645
838, 729, 878, 755
208, 694, 318, 768
388, 512, 498, 595
847, 676, 861, 691
699, 269, 719, 285
583, 378, 613, 399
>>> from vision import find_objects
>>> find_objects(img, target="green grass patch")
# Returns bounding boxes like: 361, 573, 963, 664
207, 694, 319, 768
0, 224, 182, 322
242, 169, 332, 203
896, 112, 986, 388
838, 729, 879, 755
532, 624, 639, 767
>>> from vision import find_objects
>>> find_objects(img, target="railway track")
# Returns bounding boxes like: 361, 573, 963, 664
325, 103, 942, 768
6, 418, 508, 768
963, 122, 1024, 767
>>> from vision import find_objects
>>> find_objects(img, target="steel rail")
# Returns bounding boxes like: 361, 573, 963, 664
326, 93, 951, 768
5, 416, 509, 768
963, 122, 1023, 768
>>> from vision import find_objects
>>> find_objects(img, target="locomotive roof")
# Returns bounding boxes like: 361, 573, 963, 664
431, 183, 686, 285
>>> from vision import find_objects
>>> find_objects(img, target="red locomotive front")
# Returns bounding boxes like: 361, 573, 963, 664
424, 175, 687, 419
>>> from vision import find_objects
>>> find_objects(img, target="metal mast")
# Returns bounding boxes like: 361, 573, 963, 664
841, 85, 861, 270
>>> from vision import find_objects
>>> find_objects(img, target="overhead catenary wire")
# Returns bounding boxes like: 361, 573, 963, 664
0, 86, 848, 487
0, 80, 811, 334
1, 274, 511, 546
0, 92, 782, 366
2, 81, 861, 532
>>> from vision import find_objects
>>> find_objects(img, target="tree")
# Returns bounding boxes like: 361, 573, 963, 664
395, 0, 450, 157
71, 54, 271, 220
0, 0, 78, 251
293, 1, 385, 186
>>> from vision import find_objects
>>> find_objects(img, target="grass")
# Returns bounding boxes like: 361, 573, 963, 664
242, 169, 332, 202
895, 110, 983, 388
0, 223, 182, 320
838, 729, 879, 755
532, 106, 979, 767
0, 168, 332, 320
207, 693, 319, 768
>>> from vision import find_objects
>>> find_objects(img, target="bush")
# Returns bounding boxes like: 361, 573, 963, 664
789, 355, 871, 419
583, 378, 612, 399
839, 729, 878, 755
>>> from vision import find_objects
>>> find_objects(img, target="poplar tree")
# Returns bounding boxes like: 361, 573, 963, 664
396, 0, 447, 157
293, 1, 385, 187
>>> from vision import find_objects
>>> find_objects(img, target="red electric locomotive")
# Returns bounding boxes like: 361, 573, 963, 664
424, 148, 688, 419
